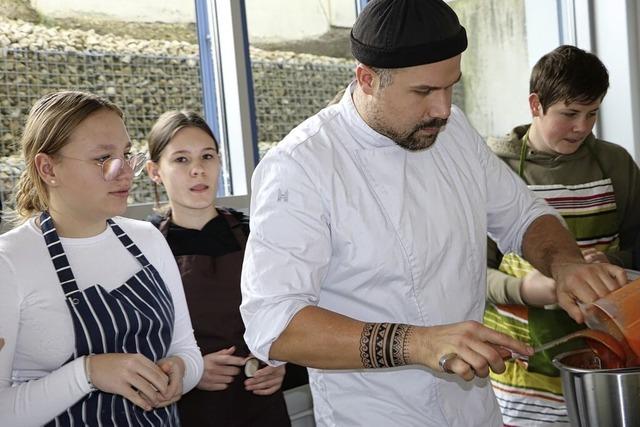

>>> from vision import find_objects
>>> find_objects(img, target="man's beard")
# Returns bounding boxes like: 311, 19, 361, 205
376, 118, 449, 151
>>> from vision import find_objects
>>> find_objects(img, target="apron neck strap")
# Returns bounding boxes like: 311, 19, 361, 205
518, 129, 606, 181
583, 138, 607, 176
219, 209, 248, 249
107, 219, 151, 267
39, 211, 80, 296
39, 212, 151, 300
518, 129, 530, 179
157, 208, 174, 237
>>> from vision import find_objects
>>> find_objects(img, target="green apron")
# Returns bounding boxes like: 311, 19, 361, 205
485, 133, 619, 399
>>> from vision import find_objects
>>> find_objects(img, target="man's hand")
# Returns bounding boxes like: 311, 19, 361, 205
155, 356, 185, 407
409, 321, 533, 382
521, 215, 626, 323
552, 262, 626, 323
197, 346, 246, 391
244, 364, 285, 395
521, 269, 557, 307
0, 338, 4, 351
582, 248, 610, 264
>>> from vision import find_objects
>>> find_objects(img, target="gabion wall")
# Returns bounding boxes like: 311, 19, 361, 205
0, 19, 355, 209
0, 48, 204, 207
251, 51, 354, 154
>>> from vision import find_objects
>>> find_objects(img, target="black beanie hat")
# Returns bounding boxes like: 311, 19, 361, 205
350, 0, 467, 68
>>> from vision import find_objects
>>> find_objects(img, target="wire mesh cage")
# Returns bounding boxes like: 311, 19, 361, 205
0, 46, 355, 209
0, 48, 203, 207
251, 58, 354, 157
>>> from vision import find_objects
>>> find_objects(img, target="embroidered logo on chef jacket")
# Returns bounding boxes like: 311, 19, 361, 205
277, 189, 289, 202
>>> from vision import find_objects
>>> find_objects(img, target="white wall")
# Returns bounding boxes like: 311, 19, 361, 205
452, 0, 532, 138
245, 0, 355, 42
591, 0, 640, 159
327, 0, 356, 28
524, 0, 561, 69
30, 0, 195, 22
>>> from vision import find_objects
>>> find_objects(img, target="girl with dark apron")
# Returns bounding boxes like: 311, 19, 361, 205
146, 111, 292, 427
157, 209, 291, 426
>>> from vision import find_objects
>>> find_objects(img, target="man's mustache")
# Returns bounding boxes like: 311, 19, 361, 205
416, 118, 448, 130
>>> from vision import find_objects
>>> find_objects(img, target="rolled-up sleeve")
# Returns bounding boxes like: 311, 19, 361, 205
479, 138, 560, 256
241, 148, 331, 364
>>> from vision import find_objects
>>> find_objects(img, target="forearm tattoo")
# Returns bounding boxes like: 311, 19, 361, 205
360, 323, 413, 368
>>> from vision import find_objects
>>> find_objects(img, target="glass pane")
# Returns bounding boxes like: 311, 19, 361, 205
0, 1, 201, 210
244, 0, 357, 159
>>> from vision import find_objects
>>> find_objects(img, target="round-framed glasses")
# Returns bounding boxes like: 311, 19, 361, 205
99, 153, 148, 181
57, 152, 148, 181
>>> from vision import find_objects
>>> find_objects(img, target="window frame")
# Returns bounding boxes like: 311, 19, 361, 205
524, 0, 640, 159
197, 0, 258, 210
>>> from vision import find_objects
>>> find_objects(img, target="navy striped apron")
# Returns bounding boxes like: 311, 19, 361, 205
40, 211, 180, 426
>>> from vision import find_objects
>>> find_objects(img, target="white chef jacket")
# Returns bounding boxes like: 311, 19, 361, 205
240, 83, 557, 427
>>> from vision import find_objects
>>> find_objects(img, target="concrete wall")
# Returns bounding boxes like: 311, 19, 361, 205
30, 0, 195, 22
451, 0, 531, 138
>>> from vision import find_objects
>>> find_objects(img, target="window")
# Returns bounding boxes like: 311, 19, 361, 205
242, 0, 356, 158
198, 0, 358, 210
196, 0, 257, 211
4, 0, 636, 225
0, 0, 203, 217
450, 0, 640, 159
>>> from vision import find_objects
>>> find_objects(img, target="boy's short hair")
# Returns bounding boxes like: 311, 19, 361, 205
530, 45, 609, 113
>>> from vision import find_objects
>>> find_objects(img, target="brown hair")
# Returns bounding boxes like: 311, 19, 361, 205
147, 110, 218, 208
13, 91, 123, 220
530, 45, 609, 113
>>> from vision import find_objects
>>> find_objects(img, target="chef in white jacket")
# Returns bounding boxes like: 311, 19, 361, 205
240, 0, 627, 426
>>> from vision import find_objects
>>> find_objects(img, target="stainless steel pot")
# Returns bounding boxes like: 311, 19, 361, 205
553, 349, 640, 426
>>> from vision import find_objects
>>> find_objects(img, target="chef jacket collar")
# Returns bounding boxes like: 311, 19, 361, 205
338, 81, 402, 149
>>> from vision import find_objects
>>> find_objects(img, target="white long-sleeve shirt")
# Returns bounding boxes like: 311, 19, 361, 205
0, 216, 203, 426
240, 85, 559, 427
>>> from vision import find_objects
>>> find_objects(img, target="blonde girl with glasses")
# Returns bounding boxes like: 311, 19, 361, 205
0, 91, 203, 426
145, 111, 293, 426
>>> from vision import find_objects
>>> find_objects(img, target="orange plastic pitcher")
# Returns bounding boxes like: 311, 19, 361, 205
582, 277, 640, 364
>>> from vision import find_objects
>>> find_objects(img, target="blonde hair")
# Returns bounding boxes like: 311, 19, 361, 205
13, 91, 123, 220
147, 110, 218, 209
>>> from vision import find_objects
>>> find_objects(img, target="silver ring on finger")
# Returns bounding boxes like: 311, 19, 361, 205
438, 352, 458, 374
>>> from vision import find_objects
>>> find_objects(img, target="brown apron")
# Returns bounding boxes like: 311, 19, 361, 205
160, 210, 290, 427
